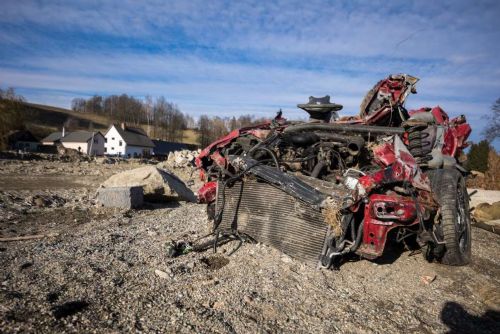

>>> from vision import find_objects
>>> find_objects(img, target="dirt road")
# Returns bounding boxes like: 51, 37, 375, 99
1, 158, 499, 333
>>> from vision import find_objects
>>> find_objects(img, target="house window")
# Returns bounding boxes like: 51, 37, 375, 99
104, 147, 107, 152
112, 137, 115, 140
105, 138, 107, 143
94, 139, 98, 144
119, 140, 123, 146
111, 147, 114, 150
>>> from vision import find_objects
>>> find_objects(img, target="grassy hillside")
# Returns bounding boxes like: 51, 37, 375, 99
18, 102, 199, 145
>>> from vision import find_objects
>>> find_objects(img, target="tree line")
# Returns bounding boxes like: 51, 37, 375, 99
71, 95, 269, 146
0, 88, 26, 150
71, 94, 194, 142
197, 114, 268, 147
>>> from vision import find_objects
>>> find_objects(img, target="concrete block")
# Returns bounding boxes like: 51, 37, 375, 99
98, 186, 143, 209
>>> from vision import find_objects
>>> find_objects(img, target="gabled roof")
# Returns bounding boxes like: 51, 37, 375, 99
152, 140, 192, 155
41, 132, 63, 143
109, 124, 155, 148
8, 130, 39, 143
60, 131, 103, 143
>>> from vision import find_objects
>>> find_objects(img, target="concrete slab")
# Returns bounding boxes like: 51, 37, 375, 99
98, 186, 144, 209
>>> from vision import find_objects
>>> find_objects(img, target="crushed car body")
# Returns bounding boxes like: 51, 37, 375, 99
195, 74, 472, 268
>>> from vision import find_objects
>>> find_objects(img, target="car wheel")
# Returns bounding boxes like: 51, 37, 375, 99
426, 169, 472, 266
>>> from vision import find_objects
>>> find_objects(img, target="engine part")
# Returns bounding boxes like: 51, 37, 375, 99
284, 123, 405, 136
297, 95, 343, 123
282, 132, 320, 146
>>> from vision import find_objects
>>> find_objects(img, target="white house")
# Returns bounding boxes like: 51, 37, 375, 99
60, 131, 105, 156
104, 123, 154, 157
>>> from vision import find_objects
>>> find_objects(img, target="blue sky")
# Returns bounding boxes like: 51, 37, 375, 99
0, 0, 499, 145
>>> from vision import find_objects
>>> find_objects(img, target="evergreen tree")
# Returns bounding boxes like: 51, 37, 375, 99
466, 140, 491, 172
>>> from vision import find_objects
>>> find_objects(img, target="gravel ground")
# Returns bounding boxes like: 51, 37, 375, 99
1, 157, 499, 333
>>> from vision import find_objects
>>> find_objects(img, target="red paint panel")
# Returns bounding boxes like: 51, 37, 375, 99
197, 181, 217, 203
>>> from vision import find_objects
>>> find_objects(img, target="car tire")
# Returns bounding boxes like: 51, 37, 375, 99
426, 169, 472, 266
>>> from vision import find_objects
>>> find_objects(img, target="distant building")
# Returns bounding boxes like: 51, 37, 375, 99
152, 140, 198, 160
8, 130, 39, 152
104, 123, 154, 157
60, 131, 105, 156
41, 131, 63, 146
42, 129, 104, 155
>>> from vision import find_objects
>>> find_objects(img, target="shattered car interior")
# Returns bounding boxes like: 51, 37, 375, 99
194, 74, 472, 269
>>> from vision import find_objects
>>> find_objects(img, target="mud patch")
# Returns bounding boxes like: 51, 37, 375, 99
0, 175, 91, 191
201, 255, 229, 270
0, 208, 114, 238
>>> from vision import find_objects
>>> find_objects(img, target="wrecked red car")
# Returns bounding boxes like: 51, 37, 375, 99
195, 74, 472, 268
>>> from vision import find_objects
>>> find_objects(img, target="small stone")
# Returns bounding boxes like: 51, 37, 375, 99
155, 269, 169, 279
243, 295, 253, 303
420, 275, 437, 284
212, 301, 224, 310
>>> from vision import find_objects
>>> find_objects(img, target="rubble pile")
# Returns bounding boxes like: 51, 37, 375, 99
166, 149, 200, 168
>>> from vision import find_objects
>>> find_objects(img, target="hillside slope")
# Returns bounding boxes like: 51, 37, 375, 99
18, 102, 199, 145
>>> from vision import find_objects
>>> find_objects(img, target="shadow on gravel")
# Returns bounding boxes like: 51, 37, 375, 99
373, 231, 422, 266
51, 300, 89, 319
441, 301, 500, 334
142, 200, 181, 210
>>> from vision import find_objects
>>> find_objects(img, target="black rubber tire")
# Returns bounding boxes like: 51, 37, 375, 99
426, 169, 471, 266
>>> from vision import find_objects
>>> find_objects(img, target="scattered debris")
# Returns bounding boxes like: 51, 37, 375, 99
166, 149, 200, 168
166, 240, 193, 258
473, 220, 500, 235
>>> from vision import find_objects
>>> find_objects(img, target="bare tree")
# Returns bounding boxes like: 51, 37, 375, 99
144, 95, 154, 126
71, 98, 86, 112
485, 98, 500, 143
184, 114, 196, 129
198, 115, 212, 147
0, 87, 25, 102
